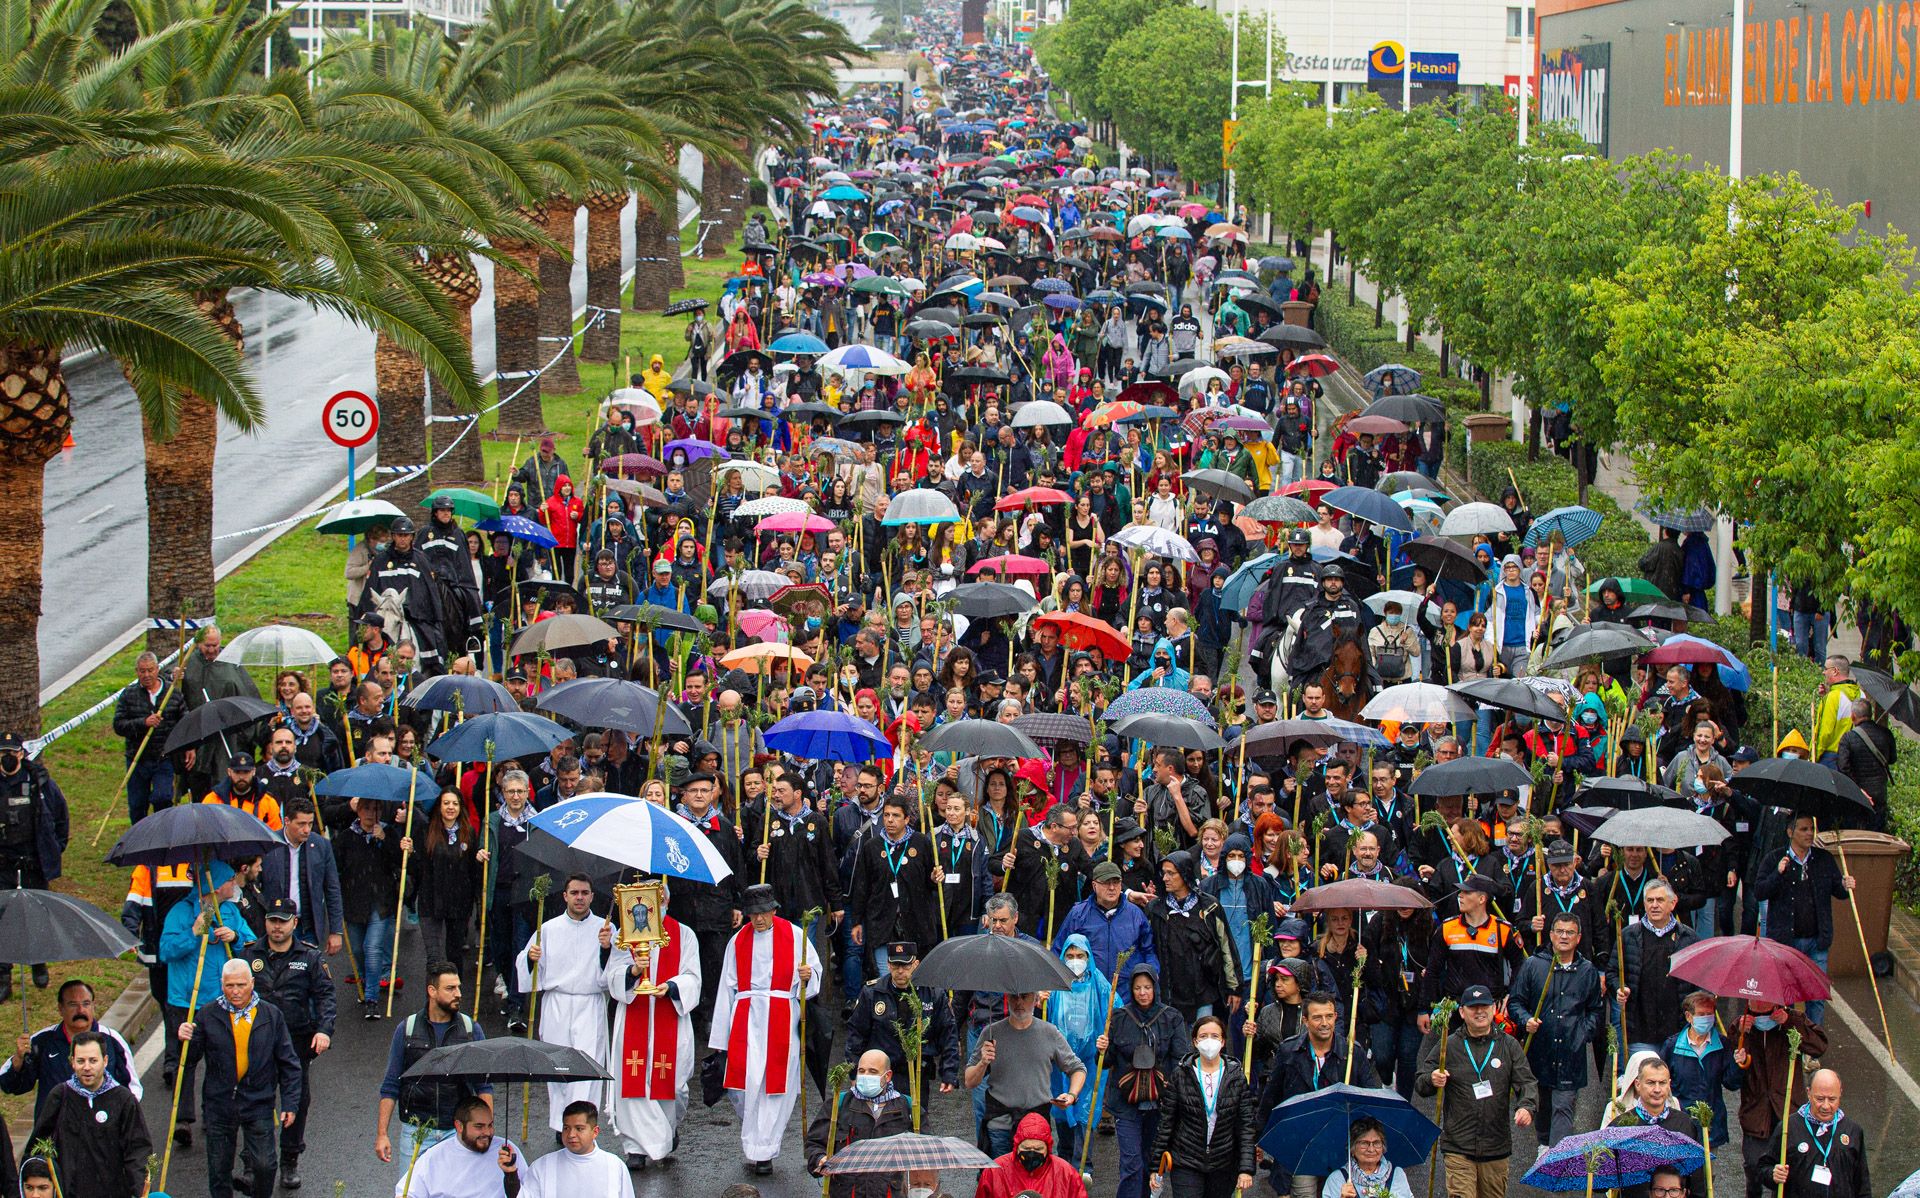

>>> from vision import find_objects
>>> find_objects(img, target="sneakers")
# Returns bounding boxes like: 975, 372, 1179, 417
493, 976, 508, 1001
362, 1001, 384, 1021
282, 1158, 302, 1189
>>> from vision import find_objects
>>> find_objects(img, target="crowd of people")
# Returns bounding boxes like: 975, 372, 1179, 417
6, 13, 1911, 1198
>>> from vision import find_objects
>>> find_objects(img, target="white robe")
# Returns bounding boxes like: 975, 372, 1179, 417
516, 911, 611, 1131
601, 920, 701, 1159
395, 1134, 524, 1197
706, 919, 822, 1161
523, 1145, 636, 1198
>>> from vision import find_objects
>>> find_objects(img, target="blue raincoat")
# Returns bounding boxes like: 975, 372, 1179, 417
1045, 932, 1113, 1131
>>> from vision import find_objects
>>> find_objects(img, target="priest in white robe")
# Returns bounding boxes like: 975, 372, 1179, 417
516, 873, 613, 1132
601, 886, 701, 1166
707, 883, 821, 1172
520, 1099, 636, 1198
394, 1095, 522, 1197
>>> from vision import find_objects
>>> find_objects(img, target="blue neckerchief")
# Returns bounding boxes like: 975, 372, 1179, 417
217, 994, 260, 1018
63, 1073, 118, 1100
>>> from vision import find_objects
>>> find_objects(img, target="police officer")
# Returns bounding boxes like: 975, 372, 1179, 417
241, 898, 334, 1190
353, 516, 447, 674
843, 942, 960, 1112
1285, 565, 1367, 685
0, 731, 69, 997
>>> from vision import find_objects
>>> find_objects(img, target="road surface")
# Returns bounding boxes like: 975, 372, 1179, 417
38, 150, 704, 690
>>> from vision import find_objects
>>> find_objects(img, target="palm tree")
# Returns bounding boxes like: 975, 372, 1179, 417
0, 0, 361, 730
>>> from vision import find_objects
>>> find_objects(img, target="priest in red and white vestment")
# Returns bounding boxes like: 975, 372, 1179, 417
707, 883, 822, 1171
602, 886, 701, 1167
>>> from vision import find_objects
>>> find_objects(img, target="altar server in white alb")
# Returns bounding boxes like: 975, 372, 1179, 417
395, 1096, 523, 1197
516, 872, 612, 1132
708, 882, 821, 1174
517, 1100, 635, 1198
601, 879, 700, 1168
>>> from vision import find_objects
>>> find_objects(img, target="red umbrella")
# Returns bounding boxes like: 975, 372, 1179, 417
1116, 380, 1178, 407
1033, 611, 1129, 660
1292, 878, 1433, 912
1643, 638, 1738, 667
967, 553, 1051, 578
775, 176, 805, 187
995, 486, 1071, 511
1669, 935, 1829, 1007
1286, 353, 1340, 378
1279, 478, 1338, 503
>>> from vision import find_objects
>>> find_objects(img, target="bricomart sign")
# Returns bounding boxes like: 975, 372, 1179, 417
1539, 43, 1611, 153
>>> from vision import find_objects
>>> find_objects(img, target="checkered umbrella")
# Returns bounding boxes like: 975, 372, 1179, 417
822, 1132, 996, 1174
1011, 711, 1093, 746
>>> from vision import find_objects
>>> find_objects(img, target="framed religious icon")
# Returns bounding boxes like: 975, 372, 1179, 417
614, 880, 667, 952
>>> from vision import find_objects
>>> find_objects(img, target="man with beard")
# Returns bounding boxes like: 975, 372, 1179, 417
398, 1095, 523, 1198
26, 1031, 150, 1198
376, 963, 491, 1175
353, 516, 448, 674
201, 752, 281, 831
180, 624, 261, 793
277, 693, 343, 775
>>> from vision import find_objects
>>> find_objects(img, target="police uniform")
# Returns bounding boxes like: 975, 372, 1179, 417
843, 942, 960, 1111
0, 731, 67, 996
241, 898, 335, 1183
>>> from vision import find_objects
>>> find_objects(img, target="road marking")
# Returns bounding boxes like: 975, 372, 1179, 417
75, 503, 113, 525
133, 1019, 164, 1080
1829, 990, 1920, 1109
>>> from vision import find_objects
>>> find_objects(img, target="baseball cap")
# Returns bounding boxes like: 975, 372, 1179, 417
228, 752, 256, 771
1090, 861, 1123, 883
1545, 839, 1577, 866
653, 559, 673, 574
264, 897, 299, 922
0, 733, 22, 754
1460, 874, 1502, 897
1460, 984, 1496, 1007
1253, 689, 1277, 706
886, 941, 919, 960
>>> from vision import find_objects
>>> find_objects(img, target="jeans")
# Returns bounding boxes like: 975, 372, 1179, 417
1056, 1119, 1085, 1174
1539, 1085, 1580, 1146
347, 912, 394, 1003
490, 903, 534, 1020
1789, 937, 1830, 1023
1474, 708, 1498, 755
1113, 1107, 1160, 1198
128, 758, 175, 824
969, 1023, 988, 1147
1280, 451, 1302, 487
837, 920, 863, 1003
1370, 1018, 1423, 1099
1791, 611, 1829, 662
206, 1113, 277, 1198
1688, 902, 1715, 938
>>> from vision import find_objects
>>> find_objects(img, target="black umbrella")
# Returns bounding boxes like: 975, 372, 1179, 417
519, 578, 588, 610
783, 401, 845, 422
662, 298, 709, 316
1406, 755, 1532, 798
402, 673, 519, 716
1256, 322, 1326, 350
1625, 601, 1713, 625
428, 710, 575, 764
536, 677, 694, 736
1574, 776, 1687, 811
715, 349, 770, 382
1237, 293, 1282, 317
715, 405, 766, 421
1447, 677, 1569, 723
915, 933, 1074, 993
1110, 713, 1226, 751
1362, 394, 1447, 423
918, 718, 1044, 759
1402, 535, 1488, 583
1124, 281, 1166, 296
1849, 666, 1920, 734
666, 378, 718, 398
159, 696, 277, 756
839, 409, 909, 433
506, 613, 620, 657
0, 888, 137, 964
1539, 622, 1653, 668
402, 1037, 611, 1084
604, 603, 707, 635
946, 581, 1036, 619
1728, 758, 1876, 825
105, 801, 281, 867
906, 319, 958, 340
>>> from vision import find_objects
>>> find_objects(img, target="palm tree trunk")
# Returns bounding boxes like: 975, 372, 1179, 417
700, 157, 733, 260
493, 232, 546, 436
537, 199, 582, 395
581, 193, 624, 366
632, 198, 672, 310
423, 253, 488, 486
0, 342, 72, 733
374, 328, 430, 508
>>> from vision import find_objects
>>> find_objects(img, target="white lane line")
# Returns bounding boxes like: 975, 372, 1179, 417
1829, 991, 1920, 1109
75, 504, 113, 525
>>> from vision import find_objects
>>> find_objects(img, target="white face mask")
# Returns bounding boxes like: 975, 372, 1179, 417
1066, 956, 1088, 977
1225, 858, 1246, 878
1196, 1037, 1224, 1061
911, 1189, 935, 1198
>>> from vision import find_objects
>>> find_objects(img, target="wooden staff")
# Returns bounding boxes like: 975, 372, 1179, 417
386, 760, 423, 1017
1240, 915, 1270, 1077
158, 859, 227, 1190
1819, 818, 1896, 1062
471, 738, 498, 1005
1522, 965, 1555, 1052
797, 906, 824, 1138
1611, 899, 1628, 1078
1423, 998, 1458, 1198
1077, 947, 1135, 1179
1686, 1100, 1716, 1198
520, 873, 554, 1143
997, 798, 1029, 893
498, 437, 523, 503
1343, 954, 1366, 1082
1775, 1028, 1805, 1190
818, 1061, 855, 1198
94, 612, 196, 846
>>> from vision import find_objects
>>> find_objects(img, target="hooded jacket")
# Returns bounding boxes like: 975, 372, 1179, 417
541, 475, 584, 550
640, 354, 672, 401
1126, 636, 1191, 692
1147, 852, 1239, 1012
975, 1113, 1090, 1198
1104, 963, 1188, 1113
1046, 934, 1113, 1130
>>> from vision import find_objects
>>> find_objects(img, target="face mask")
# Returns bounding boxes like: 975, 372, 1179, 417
1753, 1015, 1778, 1031
911, 1188, 935, 1198
1066, 956, 1088, 977
1225, 858, 1247, 878
1384, 614, 1403, 626
1196, 1037, 1224, 1061
1691, 1013, 1716, 1035
1017, 1149, 1049, 1172
853, 1073, 884, 1099
1691, 778, 1708, 793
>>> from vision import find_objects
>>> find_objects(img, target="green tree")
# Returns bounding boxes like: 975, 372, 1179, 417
1032, 0, 1176, 119
1096, 5, 1234, 183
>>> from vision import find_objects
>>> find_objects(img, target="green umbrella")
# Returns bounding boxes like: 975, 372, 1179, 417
422, 487, 500, 522
859, 230, 902, 253
850, 275, 910, 296
1587, 576, 1670, 602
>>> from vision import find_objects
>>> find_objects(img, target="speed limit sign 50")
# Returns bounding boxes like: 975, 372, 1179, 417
323, 390, 380, 449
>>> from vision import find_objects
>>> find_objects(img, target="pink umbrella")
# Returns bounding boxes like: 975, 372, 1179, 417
755, 512, 837, 535
737, 608, 792, 643
967, 554, 1052, 578
1344, 415, 1407, 436
1177, 202, 1208, 219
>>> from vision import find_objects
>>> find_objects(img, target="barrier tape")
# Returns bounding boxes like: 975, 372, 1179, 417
146, 617, 213, 631
27, 643, 187, 759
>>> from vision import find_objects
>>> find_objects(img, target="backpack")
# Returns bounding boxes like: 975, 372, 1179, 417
1114, 1009, 1165, 1104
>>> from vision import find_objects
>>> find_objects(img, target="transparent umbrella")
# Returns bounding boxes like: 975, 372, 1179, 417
216, 624, 338, 669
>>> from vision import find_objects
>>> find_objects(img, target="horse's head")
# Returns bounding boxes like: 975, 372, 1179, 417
1322, 624, 1371, 710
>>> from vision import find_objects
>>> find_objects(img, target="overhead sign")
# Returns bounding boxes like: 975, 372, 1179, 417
323, 390, 379, 449
1540, 43, 1612, 154
1365, 41, 1461, 107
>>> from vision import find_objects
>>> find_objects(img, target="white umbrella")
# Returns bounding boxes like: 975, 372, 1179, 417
820, 344, 912, 375
217, 624, 339, 669
883, 489, 961, 525
1179, 366, 1232, 395
1438, 501, 1517, 537
1010, 399, 1073, 428
314, 498, 404, 536
734, 495, 811, 519
1359, 683, 1477, 725
976, 235, 1006, 250
606, 387, 662, 425
713, 459, 781, 491
1110, 524, 1198, 562
945, 232, 978, 251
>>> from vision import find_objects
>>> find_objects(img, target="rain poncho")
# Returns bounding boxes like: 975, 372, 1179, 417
1044, 933, 1112, 1131
1127, 636, 1190, 691
641, 353, 672, 402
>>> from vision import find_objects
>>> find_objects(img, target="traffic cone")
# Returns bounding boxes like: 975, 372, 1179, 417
61, 430, 74, 450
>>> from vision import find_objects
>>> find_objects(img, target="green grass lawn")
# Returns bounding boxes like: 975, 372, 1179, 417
30, 214, 756, 1068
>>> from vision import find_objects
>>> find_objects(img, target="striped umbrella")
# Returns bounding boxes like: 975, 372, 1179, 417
1522, 504, 1604, 549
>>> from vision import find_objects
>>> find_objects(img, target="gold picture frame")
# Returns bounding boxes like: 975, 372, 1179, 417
614, 880, 667, 952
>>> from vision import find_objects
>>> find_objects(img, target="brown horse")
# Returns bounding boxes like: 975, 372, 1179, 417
1316, 623, 1374, 722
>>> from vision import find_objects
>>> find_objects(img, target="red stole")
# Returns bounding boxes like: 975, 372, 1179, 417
620, 919, 684, 1101
724, 919, 797, 1095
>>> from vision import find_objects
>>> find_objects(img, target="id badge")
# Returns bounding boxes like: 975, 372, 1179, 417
1810, 1167, 1832, 1188
1401, 970, 1416, 989
1472, 1080, 1494, 1100
890, 881, 900, 899
944, 874, 960, 886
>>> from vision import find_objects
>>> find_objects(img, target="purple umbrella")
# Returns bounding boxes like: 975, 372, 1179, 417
835, 262, 877, 280
1102, 687, 1217, 726
1042, 293, 1081, 310
802, 271, 842, 287
1521, 1126, 1705, 1192
661, 438, 728, 463
763, 710, 893, 763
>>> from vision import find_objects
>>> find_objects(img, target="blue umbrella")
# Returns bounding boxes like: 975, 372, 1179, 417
1116, 405, 1180, 424
1103, 687, 1216, 726
769, 332, 830, 355
1009, 205, 1048, 222
427, 710, 576, 764
876, 199, 906, 215
528, 793, 734, 882
763, 710, 895, 763
1086, 288, 1124, 303
821, 184, 869, 201
1031, 278, 1072, 294
403, 673, 519, 715
1633, 500, 1716, 533
1155, 225, 1192, 240
1258, 1084, 1439, 1179
476, 513, 558, 549
1042, 293, 1081, 310
1361, 363, 1422, 396
311, 761, 439, 806
1221, 551, 1280, 614
1521, 1125, 1705, 1191
1523, 504, 1604, 549
1323, 485, 1416, 534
